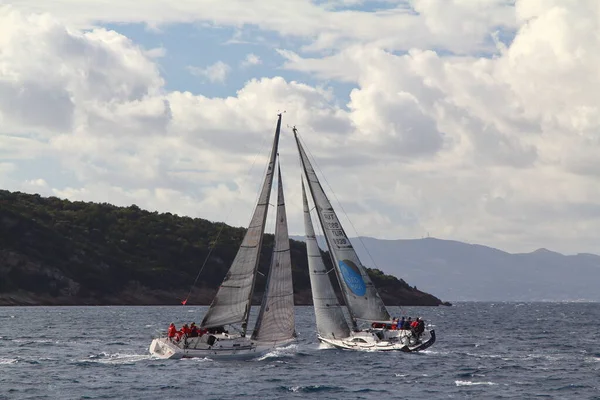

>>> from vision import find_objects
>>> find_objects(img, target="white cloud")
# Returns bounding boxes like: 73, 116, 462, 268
2, 1, 517, 54
187, 61, 232, 83
3, 2, 600, 256
240, 53, 262, 68
144, 46, 166, 58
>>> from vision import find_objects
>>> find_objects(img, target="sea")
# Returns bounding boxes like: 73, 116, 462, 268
0, 302, 598, 399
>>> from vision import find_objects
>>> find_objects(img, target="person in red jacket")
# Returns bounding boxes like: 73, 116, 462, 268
181, 324, 191, 337
167, 323, 177, 341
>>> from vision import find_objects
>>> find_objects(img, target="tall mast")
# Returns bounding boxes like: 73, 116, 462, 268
200, 113, 283, 333
240, 113, 283, 336
294, 129, 359, 330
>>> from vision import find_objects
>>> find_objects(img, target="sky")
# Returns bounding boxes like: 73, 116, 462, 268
1, 0, 600, 255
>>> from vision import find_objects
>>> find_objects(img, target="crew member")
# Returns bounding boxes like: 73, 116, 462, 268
167, 323, 177, 341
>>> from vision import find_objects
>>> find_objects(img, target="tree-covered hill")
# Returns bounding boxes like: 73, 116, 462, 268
0, 190, 443, 306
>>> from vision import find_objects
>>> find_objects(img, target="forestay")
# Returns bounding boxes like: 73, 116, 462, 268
302, 180, 351, 340
201, 115, 282, 329
294, 132, 391, 323
252, 164, 296, 342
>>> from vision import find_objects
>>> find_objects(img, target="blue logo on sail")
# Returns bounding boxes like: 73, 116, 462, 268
339, 260, 366, 296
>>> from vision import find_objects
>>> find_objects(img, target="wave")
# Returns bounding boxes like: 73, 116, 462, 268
465, 352, 503, 359
455, 381, 497, 386
282, 385, 340, 393
13, 338, 54, 344
0, 358, 18, 365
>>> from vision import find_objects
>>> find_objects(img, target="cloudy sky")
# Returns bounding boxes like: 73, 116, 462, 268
1, 0, 599, 255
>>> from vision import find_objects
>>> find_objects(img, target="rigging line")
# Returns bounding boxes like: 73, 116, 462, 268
297, 132, 382, 273
183, 126, 274, 304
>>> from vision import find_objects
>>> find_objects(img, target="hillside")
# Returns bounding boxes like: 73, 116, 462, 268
327, 236, 600, 301
0, 190, 444, 306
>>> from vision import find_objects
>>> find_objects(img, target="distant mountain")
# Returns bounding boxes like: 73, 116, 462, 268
290, 236, 600, 301
0, 190, 443, 306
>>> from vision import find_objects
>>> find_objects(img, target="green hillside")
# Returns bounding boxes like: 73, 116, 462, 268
0, 190, 443, 306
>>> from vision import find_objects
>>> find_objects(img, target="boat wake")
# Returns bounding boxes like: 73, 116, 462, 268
81, 352, 153, 365
179, 356, 213, 363
255, 344, 299, 361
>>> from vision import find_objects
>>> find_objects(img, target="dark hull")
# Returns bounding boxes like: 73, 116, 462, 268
402, 329, 436, 352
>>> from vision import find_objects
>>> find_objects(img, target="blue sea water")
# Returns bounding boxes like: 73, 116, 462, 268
0, 302, 598, 399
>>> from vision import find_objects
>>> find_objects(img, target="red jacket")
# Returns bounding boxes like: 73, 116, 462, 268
167, 325, 177, 338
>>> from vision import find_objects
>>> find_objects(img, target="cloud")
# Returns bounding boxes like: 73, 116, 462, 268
274, 0, 600, 252
3, 2, 600, 256
2, 1, 517, 54
240, 53, 262, 68
187, 61, 232, 83
144, 46, 166, 58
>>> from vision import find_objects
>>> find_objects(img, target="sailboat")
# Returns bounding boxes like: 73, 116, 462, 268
295, 128, 435, 352
149, 114, 296, 360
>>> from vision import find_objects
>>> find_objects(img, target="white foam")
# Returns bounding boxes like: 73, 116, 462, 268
256, 344, 298, 361
421, 349, 449, 356
317, 342, 335, 350
82, 353, 153, 365
13, 338, 53, 344
466, 352, 502, 359
455, 380, 497, 386
181, 356, 213, 362
0, 358, 18, 365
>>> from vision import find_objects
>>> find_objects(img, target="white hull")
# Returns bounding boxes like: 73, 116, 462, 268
149, 333, 294, 360
318, 329, 436, 352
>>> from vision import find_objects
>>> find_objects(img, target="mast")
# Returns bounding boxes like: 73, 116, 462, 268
302, 178, 352, 339
251, 163, 296, 342
240, 113, 283, 336
200, 113, 283, 333
294, 129, 359, 330
293, 127, 390, 326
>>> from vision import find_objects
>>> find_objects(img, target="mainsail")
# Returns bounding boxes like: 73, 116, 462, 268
201, 114, 282, 330
302, 180, 351, 339
251, 164, 296, 342
294, 131, 391, 324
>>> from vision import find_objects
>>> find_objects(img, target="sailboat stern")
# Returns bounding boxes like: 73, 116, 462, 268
405, 329, 436, 352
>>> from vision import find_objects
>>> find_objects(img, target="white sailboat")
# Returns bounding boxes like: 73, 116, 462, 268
149, 114, 296, 360
295, 128, 435, 352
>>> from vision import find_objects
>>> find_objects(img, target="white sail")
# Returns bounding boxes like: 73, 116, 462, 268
302, 180, 351, 339
201, 114, 282, 329
294, 132, 391, 324
252, 164, 296, 342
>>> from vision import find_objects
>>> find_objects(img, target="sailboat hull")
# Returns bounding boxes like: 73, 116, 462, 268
149, 334, 294, 360
318, 329, 436, 353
